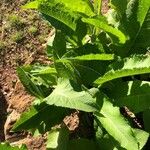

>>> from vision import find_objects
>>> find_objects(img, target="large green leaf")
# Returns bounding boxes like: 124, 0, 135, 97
53, 0, 95, 17
95, 98, 139, 150
46, 127, 69, 150
112, 0, 150, 56
82, 16, 127, 44
60, 43, 109, 86
23, 1, 74, 31
38, 1, 79, 31
42, 13, 76, 37
104, 80, 150, 113
24, 0, 94, 34
42, 15, 87, 44
56, 53, 114, 84
94, 55, 150, 85
132, 129, 149, 150
125, 0, 150, 27
125, 0, 150, 49
45, 78, 99, 112
13, 102, 69, 133
24, 0, 94, 16
132, 9, 150, 54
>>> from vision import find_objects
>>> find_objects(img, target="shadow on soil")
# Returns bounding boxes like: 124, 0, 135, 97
0, 89, 8, 142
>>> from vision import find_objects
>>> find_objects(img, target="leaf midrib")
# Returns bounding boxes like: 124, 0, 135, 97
95, 67, 150, 84
99, 110, 138, 150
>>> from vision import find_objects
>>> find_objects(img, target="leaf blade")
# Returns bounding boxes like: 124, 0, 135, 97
17, 67, 44, 98
106, 81, 150, 113
46, 127, 69, 150
45, 78, 99, 112
94, 55, 150, 85
95, 98, 139, 150
82, 17, 127, 44
13, 102, 69, 133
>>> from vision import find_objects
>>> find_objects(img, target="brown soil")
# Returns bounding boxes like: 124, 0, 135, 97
101, 0, 109, 14
0, 0, 50, 149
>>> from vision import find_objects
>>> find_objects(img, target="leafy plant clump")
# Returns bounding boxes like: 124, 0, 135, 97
3, 0, 150, 149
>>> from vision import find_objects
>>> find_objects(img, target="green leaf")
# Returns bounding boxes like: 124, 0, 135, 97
61, 43, 109, 86
60, 54, 115, 61
55, 60, 78, 80
53, 30, 66, 58
24, 0, 92, 34
42, 14, 75, 37
82, 16, 127, 44
0, 143, 27, 150
38, 0, 80, 31
94, 55, 150, 85
22, 0, 39, 9
104, 80, 150, 113
67, 139, 98, 150
132, 9, 150, 54
132, 128, 149, 150
124, 0, 150, 29
95, 124, 127, 150
46, 127, 69, 150
52, 30, 76, 80
25, 0, 94, 17
53, 0, 95, 17
17, 67, 44, 98
96, 129, 149, 150
45, 78, 99, 112
36, 0, 90, 41
95, 98, 139, 150
74, 62, 108, 86
13, 102, 69, 132
143, 109, 150, 133
30, 65, 57, 87
113, 0, 150, 56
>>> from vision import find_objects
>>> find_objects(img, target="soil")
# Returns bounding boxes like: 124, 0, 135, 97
0, 0, 50, 149
0, 0, 110, 149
